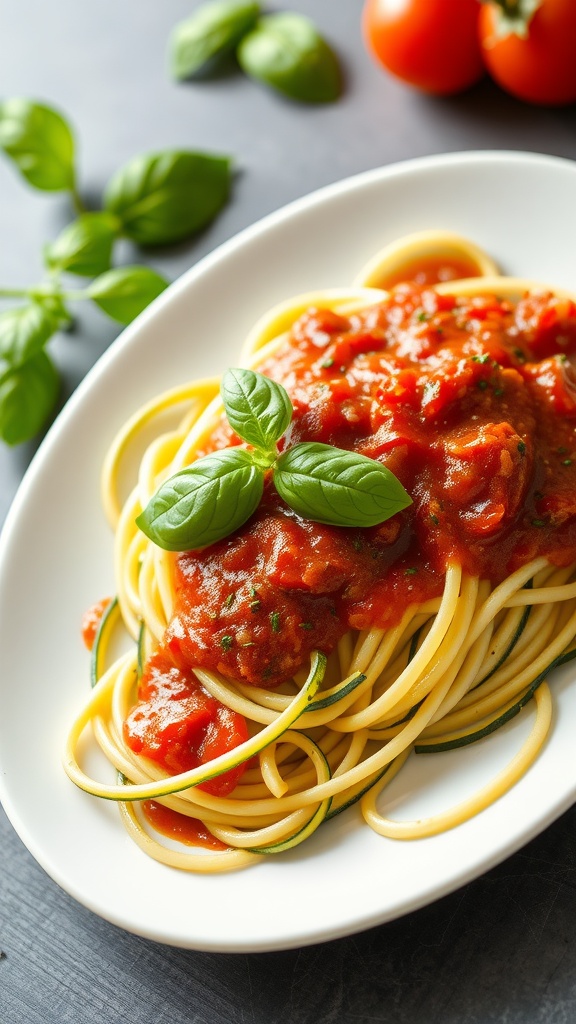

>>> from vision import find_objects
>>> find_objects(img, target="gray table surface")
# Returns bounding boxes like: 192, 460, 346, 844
2, 2, 576, 1022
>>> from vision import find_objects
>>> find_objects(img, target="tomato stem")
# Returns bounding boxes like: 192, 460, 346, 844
481, 0, 542, 38
495, 0, 521, 16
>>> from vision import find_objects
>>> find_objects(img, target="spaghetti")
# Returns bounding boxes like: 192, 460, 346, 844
64, 231, 576, 871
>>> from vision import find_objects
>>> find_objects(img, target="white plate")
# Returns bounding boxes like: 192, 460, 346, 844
2, 151, 576, 953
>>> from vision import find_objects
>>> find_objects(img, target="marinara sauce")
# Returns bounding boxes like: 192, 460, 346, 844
124, 282, 576, 790
81, 597, 111, 650
374, 251, 482, 290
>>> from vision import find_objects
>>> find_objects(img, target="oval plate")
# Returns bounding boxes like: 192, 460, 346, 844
2, 151, 576, 952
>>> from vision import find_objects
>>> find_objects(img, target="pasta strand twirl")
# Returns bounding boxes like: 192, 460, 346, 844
64, 231, 576, 872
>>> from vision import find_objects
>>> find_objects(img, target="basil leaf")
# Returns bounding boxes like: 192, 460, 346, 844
221, 368, 292, 452
136, 447, 264, 551
0, 303, 56, 367
237, 13, 342, 103
170, 0, 261, 80
274, 443, 411, 527
104, 150, 232, 246
0, 350, 59, 445
88, 266, 169, 324
45, 212, 120, 277
0, 99, 76, 191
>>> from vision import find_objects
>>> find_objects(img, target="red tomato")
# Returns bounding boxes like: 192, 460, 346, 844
479, 0, 576, 106
362, 0, 484, 97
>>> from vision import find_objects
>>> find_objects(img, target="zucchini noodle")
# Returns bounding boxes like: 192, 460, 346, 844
64, 230, 576, 872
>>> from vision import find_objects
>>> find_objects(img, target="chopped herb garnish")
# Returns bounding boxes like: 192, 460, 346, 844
430, 513, 439, 526
404, 567, 418, 575
249, 585, 258, 597
250, 599, 261, 612
321, 357, 334, 368
223, 592, 235, 609
299, 622, 314, 630
221, 635, 233, 651
517, 441, 526, 455
416, 310, 429, 322
558, 446, 568, 454
513, 348, 526, 363
531, 519, 547, 528
563, 458, 573, 466
270, 611, 280, 633
241, 641, 256, 647
472, 353, 490, 364
493, 387, 504, 397
352, 537, 363, 552
477, 379, 488, 390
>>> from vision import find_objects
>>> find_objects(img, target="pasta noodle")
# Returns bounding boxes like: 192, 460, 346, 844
65, 230, 576, 872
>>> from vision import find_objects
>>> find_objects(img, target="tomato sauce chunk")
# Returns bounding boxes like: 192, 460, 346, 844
124, 648, 248, 795
141, 801, 227, 850
130, 284, 576, 744
81, 597, 112, 650
375, 251, 482, 290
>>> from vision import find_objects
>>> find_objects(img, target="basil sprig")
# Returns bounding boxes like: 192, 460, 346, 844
0, 100, 232, 246
136, 368, 411, 551
169, 2, 342, 104
0, 99, 233, 445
